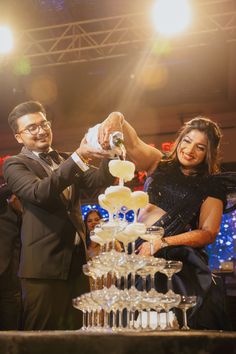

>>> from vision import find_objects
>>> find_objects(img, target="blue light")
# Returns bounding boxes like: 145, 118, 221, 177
81, 203, 135, 222
207, 209, 236, 270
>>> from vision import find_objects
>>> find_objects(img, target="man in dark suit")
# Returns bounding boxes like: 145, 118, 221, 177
3, 101, 114, 330
0, 183, 21, 330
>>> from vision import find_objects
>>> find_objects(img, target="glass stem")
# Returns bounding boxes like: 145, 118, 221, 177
150, 241, 154, 256
112, 310, 117, 330
147, 309, 151, 329
130, 272, 134, 288
112, 238, 115, 250
118, 310, 123, 329
167, 276, 172, 291
131, 241, 136, 254
119, 178, 124, 186
142, 276, 146, 291
91, 311, 95, 330
109, 211, 114, 222
166, 309, 171, 329
150, 274, 155, 290
156, 310, 161, 330
139, 310, 143, 329
82, 311, 86, 330
183, 309, 188, 328
123, 275, 127, 289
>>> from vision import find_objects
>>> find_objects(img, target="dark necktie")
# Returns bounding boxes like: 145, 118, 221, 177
39, 150, 61, 166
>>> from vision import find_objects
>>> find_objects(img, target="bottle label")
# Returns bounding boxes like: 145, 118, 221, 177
109, 131, 124, 149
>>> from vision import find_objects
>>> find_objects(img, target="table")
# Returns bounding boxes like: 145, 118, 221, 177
0, 330, 235, 354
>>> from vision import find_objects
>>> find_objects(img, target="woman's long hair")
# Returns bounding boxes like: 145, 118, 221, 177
84, 208, 102, 236
166, 116, 222, 175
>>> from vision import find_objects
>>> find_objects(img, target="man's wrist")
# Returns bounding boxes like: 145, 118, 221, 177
71, 152, 89, 172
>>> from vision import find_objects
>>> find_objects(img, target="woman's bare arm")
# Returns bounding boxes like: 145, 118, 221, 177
98, 112, 163, 174
138, 197, 223, 256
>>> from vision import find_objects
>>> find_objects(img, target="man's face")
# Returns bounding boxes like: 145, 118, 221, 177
14, 112, 53, 152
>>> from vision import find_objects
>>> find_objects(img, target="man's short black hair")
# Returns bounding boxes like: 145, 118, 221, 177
8, 101, 46, 134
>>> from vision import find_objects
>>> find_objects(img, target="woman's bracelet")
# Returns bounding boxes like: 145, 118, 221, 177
160, 238, 169, 249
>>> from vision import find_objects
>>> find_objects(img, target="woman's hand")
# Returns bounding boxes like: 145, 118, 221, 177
98, 112, 124, 150
137, 239, 163, 256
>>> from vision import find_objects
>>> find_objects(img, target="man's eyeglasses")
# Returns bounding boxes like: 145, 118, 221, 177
18, 121, 52, 136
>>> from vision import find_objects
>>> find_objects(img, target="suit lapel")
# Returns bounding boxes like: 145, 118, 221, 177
20, 147, 74, 209
20, 146, 52, 176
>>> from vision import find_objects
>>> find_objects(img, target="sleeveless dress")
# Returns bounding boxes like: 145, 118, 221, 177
137, 161, 236, 330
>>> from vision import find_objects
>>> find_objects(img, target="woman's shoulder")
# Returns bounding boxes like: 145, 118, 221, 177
207, 172, 236, 192
152, 159, 180, 175
209, 172, 236, 213
206, 174, 226, 197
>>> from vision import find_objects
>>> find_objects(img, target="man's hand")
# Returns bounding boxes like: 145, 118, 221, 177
98, 112, 124, 150
76, 136, 112, 161
8, 194, 23, 214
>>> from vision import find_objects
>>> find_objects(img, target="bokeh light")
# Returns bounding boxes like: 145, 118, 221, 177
0, 26, 13, 54
152, 38, 172, 56
13, 57, 31, 76
207, 210, 236, 270
151, 0, 192, 36
137, 60, 169, 90
26, 75, 58, 105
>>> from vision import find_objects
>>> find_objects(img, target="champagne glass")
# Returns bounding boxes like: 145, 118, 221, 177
93, 224, 113, 252
122, 222, 146, 254
100, 218, 127, 250
72, 296, 87, 330
104, 186, 131, 217
159, 260, 183, 293
178, 295, 197, 330
98, 194, 116, 222
124, 287, 142, 330
161, 293, 181, 330
92, 286, 119, 331
108, 159, 135, 186
126, 191, 149, 223
89, 231, 107, 256
141, 226, 164, 255
116, 230, 132, 254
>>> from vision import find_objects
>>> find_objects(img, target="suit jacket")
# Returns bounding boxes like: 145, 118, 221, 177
0, 183, 12, 205
3, 147, 114, 280
0, 202, 21, 275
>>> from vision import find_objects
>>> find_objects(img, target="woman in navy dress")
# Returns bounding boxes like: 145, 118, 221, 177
98, 113, 236, 330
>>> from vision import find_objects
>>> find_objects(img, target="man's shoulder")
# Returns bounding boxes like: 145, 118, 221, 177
3, 153, 39, 173
4, 153, 28, 164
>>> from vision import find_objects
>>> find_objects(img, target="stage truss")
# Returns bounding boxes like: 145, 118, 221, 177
10, 0, 236, 68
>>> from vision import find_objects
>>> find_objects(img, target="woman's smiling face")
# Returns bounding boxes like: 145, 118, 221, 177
177, 129, 208, 171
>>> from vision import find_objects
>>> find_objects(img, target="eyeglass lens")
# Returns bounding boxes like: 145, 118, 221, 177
23, 121, 51, 135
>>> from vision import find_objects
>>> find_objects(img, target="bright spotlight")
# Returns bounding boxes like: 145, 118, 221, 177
151, 0, 192, 36
0, 26, 13, 54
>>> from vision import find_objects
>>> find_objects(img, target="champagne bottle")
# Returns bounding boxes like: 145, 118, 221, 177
86, 125, 126, 158
109, 131, 126, 159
